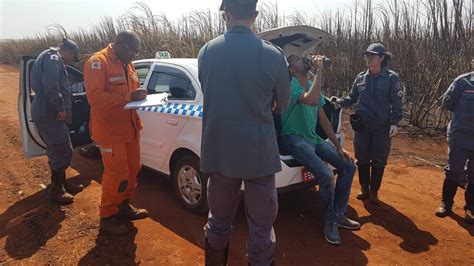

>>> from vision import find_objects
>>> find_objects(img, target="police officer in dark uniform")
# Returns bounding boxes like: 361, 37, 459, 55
333, 43, 403, 205
435, 62, 474, 224
198, 0, 290, 264
31, 39, 83, 204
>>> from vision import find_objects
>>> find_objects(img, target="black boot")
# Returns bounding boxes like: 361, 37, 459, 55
49, 170, 74, 204
117, 199, 149, 221
435, 179, 458, 217
63, 180, 84, 194
369, 167, 385, 205
205, 238, 228, 266
356, 164, 370, 200
464, 183, 474, 224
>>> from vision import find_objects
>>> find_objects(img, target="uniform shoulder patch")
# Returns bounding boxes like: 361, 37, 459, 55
50, 54, 59, 60
397, 89, 404, 98
91, 61, 101, 69
443, 94, 451, 102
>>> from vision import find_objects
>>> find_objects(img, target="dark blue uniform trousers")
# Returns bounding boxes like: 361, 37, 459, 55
353, 124, 391, 191
446, 143, 474, 185
354, 125, 391, 168
35, 120, 73, 172
205, 173, 277, 266
444, 142, 474, 209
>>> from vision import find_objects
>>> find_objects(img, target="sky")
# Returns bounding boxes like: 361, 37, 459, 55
0, 0, 352, 39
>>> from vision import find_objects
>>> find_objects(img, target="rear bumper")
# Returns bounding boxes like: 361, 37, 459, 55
277, 178, 319, 193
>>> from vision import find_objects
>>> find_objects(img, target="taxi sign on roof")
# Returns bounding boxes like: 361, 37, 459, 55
156, 51, 171, 59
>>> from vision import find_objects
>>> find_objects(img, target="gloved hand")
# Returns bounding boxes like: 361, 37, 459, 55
329, 96, 340, 103
330, 96, 342, 108
389, 125, 399, 137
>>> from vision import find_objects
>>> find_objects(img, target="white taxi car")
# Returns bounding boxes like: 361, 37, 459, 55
19, 26, 344, 214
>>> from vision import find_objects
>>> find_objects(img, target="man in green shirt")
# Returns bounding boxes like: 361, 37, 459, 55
280, 54, 359, 245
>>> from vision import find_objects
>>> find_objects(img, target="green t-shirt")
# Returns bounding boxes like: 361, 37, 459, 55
281, 77, 326, 144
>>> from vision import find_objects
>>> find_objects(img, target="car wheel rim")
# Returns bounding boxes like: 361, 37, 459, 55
177, 165, 202, 206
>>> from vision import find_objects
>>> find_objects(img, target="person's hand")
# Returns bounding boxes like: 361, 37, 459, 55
57, 111, 67, 121
337, 146, 352, 161
131, 88, 147, 101
272, 100, 277, 112
389, 125, 399, 138
330, 96, 342, 104
310, 55, 325, 71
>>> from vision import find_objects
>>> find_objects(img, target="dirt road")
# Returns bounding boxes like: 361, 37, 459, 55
0, 65, 472, 265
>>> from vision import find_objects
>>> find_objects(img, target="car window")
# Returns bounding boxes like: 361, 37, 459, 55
146, 66, 196, 100
135, 66, 150, 86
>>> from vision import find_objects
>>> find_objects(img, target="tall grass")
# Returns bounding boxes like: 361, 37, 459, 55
0, 0, 471, 129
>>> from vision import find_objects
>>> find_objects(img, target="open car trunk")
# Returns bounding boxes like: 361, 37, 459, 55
258, 25, 330, 57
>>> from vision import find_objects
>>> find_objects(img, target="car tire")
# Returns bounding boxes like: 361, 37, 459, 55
78, 146, 100, 159
172, 154, 208, 214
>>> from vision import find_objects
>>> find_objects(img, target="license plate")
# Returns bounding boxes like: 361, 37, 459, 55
302, 168, 315, 183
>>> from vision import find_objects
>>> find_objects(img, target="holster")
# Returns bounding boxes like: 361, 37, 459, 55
350, 114, 365, 132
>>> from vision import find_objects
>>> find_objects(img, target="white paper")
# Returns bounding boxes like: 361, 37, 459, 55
124, 93, 167, 109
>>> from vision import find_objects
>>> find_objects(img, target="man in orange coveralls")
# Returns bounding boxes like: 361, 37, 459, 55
84, 30, 148, 235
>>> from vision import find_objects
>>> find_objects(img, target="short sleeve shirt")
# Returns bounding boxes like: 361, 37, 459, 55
281, 77, 326, 144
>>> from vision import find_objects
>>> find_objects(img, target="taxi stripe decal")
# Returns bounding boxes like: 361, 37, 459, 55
138, 103, 203, 118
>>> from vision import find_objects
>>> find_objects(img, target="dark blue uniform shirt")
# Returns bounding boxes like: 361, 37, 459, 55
442, 72, 474, 150
31, 48, 72, 123
341, 67, 403, 127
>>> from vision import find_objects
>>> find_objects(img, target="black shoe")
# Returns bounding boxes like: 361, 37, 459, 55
369, 191, 379, 205
49, 185, 74, 204
49, 170, 74, 204
99, 217, 130, 235
205, 238, 228, 266
64, 181, 84, 194
356, 186, 369, 200
435, 202, 452, 217
117, 200, 149, 221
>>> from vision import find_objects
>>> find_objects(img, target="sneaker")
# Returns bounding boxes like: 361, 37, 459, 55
435, 202, 452, 217
99, 217, 130, 235
323, 223, 341, 245
465, 209, 474, 224
337, 216, 361, 230
117, 200, 149, 221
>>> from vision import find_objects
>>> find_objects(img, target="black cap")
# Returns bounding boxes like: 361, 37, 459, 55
220, 0, 258, 11
61, 38, 80, 62
363, 43, 386, 55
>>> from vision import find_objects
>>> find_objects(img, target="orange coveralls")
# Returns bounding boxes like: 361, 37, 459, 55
83, 44, 143, 218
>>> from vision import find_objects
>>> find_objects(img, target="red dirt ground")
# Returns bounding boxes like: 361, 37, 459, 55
0, 65, 472, 265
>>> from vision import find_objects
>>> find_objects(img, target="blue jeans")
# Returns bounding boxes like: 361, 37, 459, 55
281, 134, 356, 224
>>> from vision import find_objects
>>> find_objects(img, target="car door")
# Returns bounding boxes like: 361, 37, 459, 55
18, 56, 93, 159
138, 62, 198, 171
133, 61, 152, 86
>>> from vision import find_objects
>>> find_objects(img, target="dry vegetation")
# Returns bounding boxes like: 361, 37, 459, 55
0, 0, 471, 129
